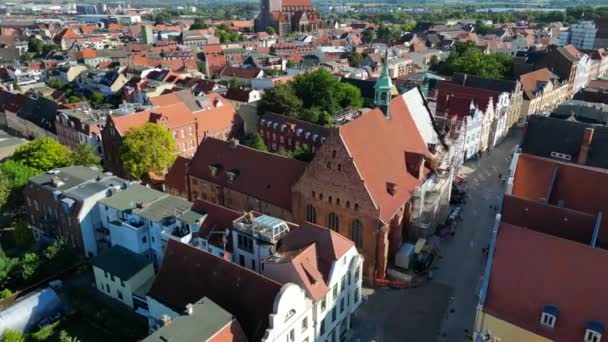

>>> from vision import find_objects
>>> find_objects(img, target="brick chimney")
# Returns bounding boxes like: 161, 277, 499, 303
577, 127, 594, 165
229, 138, 239, 148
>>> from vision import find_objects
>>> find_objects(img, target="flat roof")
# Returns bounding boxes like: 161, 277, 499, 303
92, 245, 151, 281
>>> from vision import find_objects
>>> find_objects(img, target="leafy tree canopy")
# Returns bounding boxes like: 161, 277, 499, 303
12, 138, 73, 173
2, 329, 25, 342
120, 123, 177, 180
257, 83, 303, 117
265, 26, 276, 35
437, 41, 513, 80
71, 143, 101, 167
189, 18, 209, 30
242, 133, 268, 152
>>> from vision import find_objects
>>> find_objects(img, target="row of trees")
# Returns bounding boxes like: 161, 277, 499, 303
3, 327, 80, 342
257, 69, 363, 126
145, 3, 259, 25
46, 78, 104, 107
242, 133, 315, 162
435, 41, 514, 80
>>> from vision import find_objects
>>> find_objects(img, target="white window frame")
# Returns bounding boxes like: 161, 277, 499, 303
585, 330, 602, 342
540, 312, 556, 328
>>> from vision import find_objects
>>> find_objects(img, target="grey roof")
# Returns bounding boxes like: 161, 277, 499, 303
0, 48, 20, 61
92, 245, 152, 281
98, 183, 166, 212
29, 166, 101, 192
98, 184, 192, 224
521, 115, 608, 170
16, 96, 59, 133
452, 72, 518, 93
142, 297, 234, 342
178, 209, 206, 226
551, 100, 608, 126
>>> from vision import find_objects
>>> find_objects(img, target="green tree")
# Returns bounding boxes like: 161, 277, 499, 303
18, 253, 40, 282
2, 329, 25, 342
376, 24, 400, 42
30, 326, 53, 341
292, 68, 341, 112
70, 143, 100, 167
243, 133, 268, 152
0, 256, 18, 288
286, 59, 297, 68
189, 18, 208, 30
14, 221, 34, 251
28, 38, 44, 54
265, 26, 276, 35
0, 172, 10, 209
59, 330, 81, 342
12, 138, 73, 173
0, 288, 12, 299
19, 52, 32, 62
401, 21, 416, 32
68, 96, 82, 103
347, 52, 364, 67
0, 160, 36, 213
257, 83, 303, 117
336, 83, 363, 108
196, 61, 206, 73
88, 91, 104, 106
291, 144, 314, 162
361, 28, 375, 43
120, 123, 177, 180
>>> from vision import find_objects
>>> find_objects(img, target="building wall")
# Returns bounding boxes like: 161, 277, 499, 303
93, 262, 155, 308
189, 176, 294, 221
262, 284, 314, 342
475, 310, 553, 342
291, 129, 390, 283
5, 111, 57, 140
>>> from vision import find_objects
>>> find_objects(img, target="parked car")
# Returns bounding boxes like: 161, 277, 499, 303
446, 206, 463, 225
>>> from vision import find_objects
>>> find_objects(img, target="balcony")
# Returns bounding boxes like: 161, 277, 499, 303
109, 218, 144, 230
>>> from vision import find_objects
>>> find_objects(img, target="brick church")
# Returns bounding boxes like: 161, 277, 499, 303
165, 62, 447, 284
254, 0, 322, 35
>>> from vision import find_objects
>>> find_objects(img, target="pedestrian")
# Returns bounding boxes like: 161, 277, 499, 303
498, 173, 502, 180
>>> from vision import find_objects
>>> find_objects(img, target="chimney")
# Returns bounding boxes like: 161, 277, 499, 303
577, 127, 594, 165
185, 303, 194, 315
159, 314, 172, 327
229, 139, 239, 148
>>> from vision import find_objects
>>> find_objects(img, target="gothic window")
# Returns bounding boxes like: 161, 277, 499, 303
352, 219, 363, 248
306, 204, 316, 224
328, 212, 339, 231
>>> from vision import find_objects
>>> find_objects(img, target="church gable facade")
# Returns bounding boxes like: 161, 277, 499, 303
254, 0, 321, 35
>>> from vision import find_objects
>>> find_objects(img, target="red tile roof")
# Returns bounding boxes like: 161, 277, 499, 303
502, 194, 597, 245
80, 48, 97, 59
164, 156, 190, 194
519, 68, 556, 100
220, 66, 262, 79
110, 102, 196, 136
485, 222, 608, 341
148, 239, 283, 342
512, 154, 608, 243
188, 138, 306, 210
436, 81, 499, 115
338, 95, 431, 222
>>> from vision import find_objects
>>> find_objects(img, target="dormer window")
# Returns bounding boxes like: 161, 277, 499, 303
585, 321, 604, 342
208, 165, 219, 177
540, 305, 559, 329
225, 169, 239, 183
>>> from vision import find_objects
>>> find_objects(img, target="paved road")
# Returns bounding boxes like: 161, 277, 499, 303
434, 129, 522, 342
349, 129, 521, 342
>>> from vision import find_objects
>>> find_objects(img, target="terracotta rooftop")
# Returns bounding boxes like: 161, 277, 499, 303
148, 239, 282, 342
338, 95, 432, 222
512, 153, 608, 245
164, 156, 190, 194
436, 80, 499, 115
519, 68, 558, 100
485, 222, 608, 341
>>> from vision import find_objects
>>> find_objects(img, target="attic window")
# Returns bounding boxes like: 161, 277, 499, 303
585, 321, 604, 342
284, 309, 296, 322
225, 169, 240, 183
209, 164, 221, 177
540, 305, 558, 329
550, 151, 572, 161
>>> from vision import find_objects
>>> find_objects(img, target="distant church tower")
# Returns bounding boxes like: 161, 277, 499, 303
254, 0, 321, 35
374, 54, 393, 117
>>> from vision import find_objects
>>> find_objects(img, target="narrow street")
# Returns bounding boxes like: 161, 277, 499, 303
350, 129, 521, 342
434, 128, 522, 341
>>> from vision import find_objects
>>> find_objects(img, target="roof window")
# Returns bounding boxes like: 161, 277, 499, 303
540, 305, 558, 329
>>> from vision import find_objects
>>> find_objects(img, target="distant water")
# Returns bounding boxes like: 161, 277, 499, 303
475, 8, 566, 12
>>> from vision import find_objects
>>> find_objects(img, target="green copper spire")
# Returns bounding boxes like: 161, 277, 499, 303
374, 50, 393, 117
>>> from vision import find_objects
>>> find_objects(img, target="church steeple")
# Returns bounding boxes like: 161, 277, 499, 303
374, 50, 393, 118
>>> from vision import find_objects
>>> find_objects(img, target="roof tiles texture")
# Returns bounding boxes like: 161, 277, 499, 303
338, 95, 431, 222
485, 223, 608, 341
